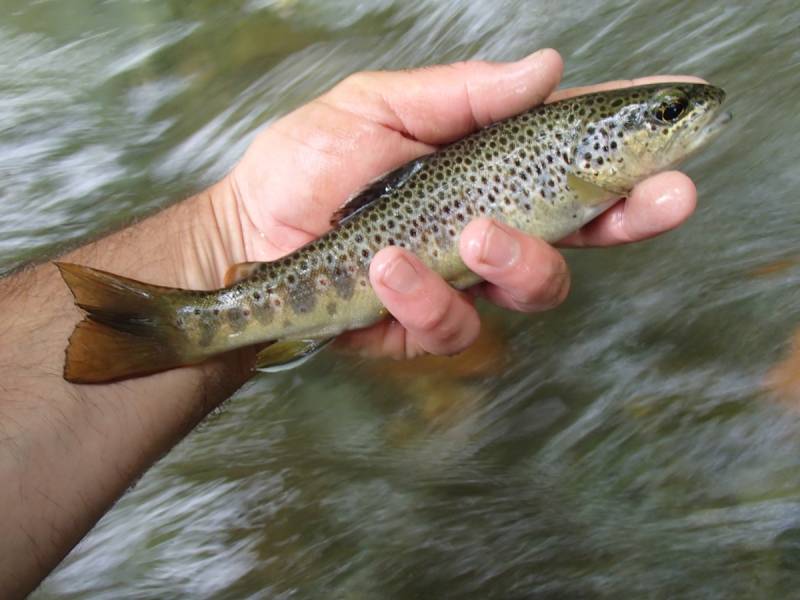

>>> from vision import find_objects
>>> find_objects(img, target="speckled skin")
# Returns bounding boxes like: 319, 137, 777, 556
164, 83, 727, 361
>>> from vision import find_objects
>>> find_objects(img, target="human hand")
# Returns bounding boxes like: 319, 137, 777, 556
219, 48, 700, 360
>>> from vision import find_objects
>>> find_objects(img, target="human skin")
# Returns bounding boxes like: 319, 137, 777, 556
0, 49, 699, 597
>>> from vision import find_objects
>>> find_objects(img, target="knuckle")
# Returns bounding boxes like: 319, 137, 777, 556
340, 70, 378, 92
537, 259, 571, 308
450, 59, 489, 73
409, 293, 479, 354
449, 60, 472, 73
402, 337, 428, 360
548, 268, 571, 307
434, 319, 463, 347
514, 255, 570, 311
413, 298, 451, 334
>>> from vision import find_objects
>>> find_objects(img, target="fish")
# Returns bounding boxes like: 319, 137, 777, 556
56, 82, 730, 383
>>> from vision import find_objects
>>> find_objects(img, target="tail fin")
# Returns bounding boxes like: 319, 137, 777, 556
55, 262, 193, 384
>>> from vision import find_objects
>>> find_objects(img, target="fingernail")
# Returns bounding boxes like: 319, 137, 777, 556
381, 255, 421, 294
480, 223, 520, 268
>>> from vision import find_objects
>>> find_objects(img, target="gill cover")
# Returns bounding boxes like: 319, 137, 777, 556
570, 84, 726, 195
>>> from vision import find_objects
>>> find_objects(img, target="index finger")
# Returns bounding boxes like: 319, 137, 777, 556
326, 48, 564, 145
558, 171, 697, 247
547, 74, 708, 102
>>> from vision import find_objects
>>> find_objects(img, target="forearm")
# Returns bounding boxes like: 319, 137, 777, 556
0, 179, 249, 598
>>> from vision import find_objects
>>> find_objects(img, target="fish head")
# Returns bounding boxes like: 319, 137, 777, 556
570, 83, 730, 195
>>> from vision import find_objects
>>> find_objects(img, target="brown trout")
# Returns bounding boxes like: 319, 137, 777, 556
57, 82, 730, 383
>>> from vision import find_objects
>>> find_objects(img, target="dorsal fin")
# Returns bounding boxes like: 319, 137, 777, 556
223, 262, 263, 286
329, 157, 426, 226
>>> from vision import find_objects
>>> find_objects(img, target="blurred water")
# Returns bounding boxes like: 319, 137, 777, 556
1, 0, 799, 598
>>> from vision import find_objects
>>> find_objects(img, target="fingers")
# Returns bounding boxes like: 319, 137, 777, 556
327, 48, 564, 145
559, 171, 697, 247
459, 219, 570, 312
236, 50, 563, 247
367, 246, 481, 357
546, 75, 708, 103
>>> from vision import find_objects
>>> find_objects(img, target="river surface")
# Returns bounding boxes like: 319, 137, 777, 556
2, 0, 799, 598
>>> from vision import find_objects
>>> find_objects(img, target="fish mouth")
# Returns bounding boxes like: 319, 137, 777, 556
704, 110, 733, 136
685, 109, 732, 154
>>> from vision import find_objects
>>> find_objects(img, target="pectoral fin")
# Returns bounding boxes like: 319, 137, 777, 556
566, 173, 621, 205
255, 337, 334, 372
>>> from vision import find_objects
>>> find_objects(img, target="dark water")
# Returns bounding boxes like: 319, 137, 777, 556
1, 0, 799, 597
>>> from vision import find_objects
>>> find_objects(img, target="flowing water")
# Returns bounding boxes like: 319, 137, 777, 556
2, 0, 799, 597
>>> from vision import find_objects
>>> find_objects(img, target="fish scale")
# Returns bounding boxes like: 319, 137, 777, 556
56, 82, 729, 382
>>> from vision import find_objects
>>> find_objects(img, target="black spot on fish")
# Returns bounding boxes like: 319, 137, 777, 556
289, 283, 316, 314
252, 298, 274, 324
227, 307, 247, 331
198, 318, 217, 347
332, 267, 355, 300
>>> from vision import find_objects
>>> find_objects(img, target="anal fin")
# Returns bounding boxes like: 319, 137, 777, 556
255, 337, 334, 372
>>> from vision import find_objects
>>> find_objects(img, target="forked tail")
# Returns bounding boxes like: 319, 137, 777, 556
56, 263, 194, 384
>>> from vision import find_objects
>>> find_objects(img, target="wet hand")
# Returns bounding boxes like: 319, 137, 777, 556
225, 49, 700, 359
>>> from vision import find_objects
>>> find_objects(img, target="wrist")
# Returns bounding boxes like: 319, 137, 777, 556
56, 176, 257, 388
173, 176, 247, 290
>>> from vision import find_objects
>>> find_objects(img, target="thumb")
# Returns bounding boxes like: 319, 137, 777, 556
326, 48, 564, 145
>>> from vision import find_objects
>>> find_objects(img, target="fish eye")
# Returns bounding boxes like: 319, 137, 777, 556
652, 92, 689, 123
